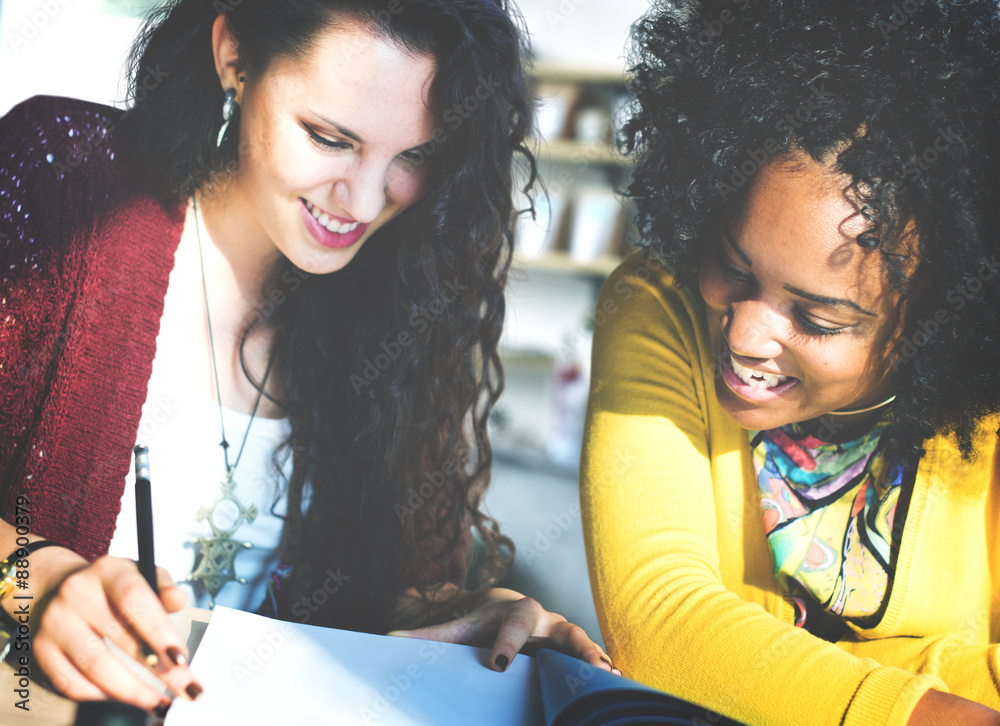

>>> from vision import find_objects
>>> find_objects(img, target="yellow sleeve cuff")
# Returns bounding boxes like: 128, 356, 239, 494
843, 667, 945, 726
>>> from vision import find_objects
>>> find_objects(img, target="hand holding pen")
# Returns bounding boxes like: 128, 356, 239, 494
0, 446, 203, 711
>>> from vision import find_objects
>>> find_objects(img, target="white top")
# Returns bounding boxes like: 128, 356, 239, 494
108, 380, 293, 612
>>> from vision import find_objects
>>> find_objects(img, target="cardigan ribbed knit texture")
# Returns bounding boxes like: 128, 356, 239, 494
0, 96, 184, 561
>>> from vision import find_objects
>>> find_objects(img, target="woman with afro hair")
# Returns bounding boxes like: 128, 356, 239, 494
581, 0, 1000, 724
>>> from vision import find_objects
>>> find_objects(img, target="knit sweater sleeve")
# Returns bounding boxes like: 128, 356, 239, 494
0, 96, 183, 559
0, 95, 105, 529
580, 252, 942, 726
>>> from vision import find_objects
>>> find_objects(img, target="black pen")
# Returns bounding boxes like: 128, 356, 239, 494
133, 444, 159, 667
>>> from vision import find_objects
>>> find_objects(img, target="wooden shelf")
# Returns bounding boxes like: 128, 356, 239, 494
529, 137, 628, 168
512, 250, 623, 277
530, 61, 629, 86
499, 348, 556, 369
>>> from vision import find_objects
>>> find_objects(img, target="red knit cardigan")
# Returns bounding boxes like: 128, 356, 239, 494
0, 96, 185, 561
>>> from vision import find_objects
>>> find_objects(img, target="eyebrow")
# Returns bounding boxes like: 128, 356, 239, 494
311, 113, 364, 144
784, 285, 877, 317
722, 223, 877, 318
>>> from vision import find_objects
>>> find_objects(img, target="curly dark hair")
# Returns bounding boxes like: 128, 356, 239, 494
120, 0, 533, 632
623, 0, 1000, 468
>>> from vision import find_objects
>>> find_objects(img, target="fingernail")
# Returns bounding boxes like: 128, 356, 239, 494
494, 654, 509, 671
153, 701, 170, 719
185, 683, 203, 700
167, 647, 188, 667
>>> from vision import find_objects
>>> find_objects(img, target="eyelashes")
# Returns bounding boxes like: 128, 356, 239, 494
302, 122, 353, 151
793, 309, 844, 336
719, 260, 751, 284
716, 255, 846, 337
301, 122, 425, 165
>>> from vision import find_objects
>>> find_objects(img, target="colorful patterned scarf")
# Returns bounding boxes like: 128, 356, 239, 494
749, 412, 904, 625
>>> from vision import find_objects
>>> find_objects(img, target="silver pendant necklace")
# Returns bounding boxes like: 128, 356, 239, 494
186, 195, 275, 608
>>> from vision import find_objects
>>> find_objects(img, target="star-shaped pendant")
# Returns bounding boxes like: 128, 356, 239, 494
186, 476, 258, 607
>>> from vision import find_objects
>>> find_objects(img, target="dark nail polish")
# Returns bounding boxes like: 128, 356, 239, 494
153, 701, 170, 719
495, 654, 509, 671
166, 647, 188, 667
185, 683, 203, 700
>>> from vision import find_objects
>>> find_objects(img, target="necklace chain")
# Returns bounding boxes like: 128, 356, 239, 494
828, 395, 896, 416
192, 195, 273, 479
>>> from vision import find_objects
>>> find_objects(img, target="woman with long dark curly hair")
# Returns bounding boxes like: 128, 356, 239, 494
0, 0, 611, 711
581, 0, 1000, 724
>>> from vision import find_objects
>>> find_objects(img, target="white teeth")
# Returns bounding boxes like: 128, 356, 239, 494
304, 200, 360, 234
730, 355, 789, 389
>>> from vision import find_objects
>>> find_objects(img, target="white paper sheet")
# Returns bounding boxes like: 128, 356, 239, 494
164, 607, 543, 726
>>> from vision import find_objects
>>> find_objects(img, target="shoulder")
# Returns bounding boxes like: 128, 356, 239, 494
1, 95, 181, 263
1, 96, 124, 252
589, 250, 719, 422
594, 250, 709, 357
0, 95, 121, 179
920, 414, 1000, 484
599, 251, 704, 323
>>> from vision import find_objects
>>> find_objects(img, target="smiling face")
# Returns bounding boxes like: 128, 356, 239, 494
212, 16, 436, 274
699, 151, 910, 433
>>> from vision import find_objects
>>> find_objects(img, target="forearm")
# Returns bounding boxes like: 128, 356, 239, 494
389, 586, 516, 632
908, 690, 1000, 725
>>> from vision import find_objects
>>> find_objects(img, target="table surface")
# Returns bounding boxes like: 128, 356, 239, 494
0, 608, 212, 726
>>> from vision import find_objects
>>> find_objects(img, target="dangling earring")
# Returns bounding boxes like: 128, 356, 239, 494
216, 88, 238, 148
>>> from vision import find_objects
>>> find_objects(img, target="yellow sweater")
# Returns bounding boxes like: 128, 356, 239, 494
581, 252, 1000, 726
